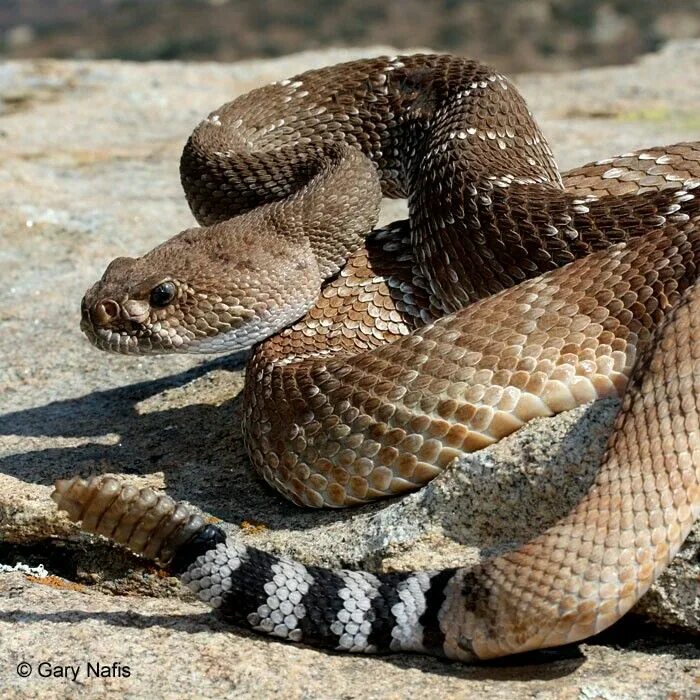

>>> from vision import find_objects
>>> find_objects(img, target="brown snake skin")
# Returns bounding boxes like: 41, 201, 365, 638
66, 55, 700, 658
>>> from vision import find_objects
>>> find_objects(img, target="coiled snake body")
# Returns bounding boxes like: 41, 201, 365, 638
56, 55, 700, 660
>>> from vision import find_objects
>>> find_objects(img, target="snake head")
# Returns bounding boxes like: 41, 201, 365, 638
81, 220, 322, 355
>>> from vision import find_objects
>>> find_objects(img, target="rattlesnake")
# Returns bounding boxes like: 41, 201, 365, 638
53, 55, 700, 660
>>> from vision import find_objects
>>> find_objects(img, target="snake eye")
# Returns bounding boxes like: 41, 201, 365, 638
150, 281, 177, 308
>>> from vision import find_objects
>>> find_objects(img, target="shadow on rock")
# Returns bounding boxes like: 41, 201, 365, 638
0, 608, 224, 634
4, 605, 695, 676
0, 607, 585, 679
380, 644, 586, 681
0, 352, 369, 532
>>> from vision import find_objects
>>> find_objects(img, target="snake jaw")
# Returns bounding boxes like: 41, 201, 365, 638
80, 322, 155, 355
80, 285, 173, 355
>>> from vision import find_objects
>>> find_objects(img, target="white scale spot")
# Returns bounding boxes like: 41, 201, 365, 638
247, 558, 314, 640
603, 167, 627, 179
332, 571, 382, 653
181, 541, 249, 609
390, 573, 433, 652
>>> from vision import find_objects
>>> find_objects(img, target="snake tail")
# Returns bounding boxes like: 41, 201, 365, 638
52, 475, 456, 657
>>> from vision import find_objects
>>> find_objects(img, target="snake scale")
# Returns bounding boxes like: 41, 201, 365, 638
53, 55, 700, 660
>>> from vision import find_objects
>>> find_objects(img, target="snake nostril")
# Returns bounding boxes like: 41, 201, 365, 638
93, 299, 121, 326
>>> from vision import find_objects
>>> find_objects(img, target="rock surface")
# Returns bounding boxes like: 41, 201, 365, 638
1, 43, 699, 698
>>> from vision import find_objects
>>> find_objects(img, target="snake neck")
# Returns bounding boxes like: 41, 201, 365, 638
179, 54, 563, 319
285, 144, 383, 279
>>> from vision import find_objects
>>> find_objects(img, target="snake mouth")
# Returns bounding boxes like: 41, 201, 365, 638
79, 300, 281, 356
80, 298, 168, 355
80, 316, 152, 355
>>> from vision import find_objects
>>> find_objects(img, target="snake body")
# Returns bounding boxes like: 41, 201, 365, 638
58, 55, 700, 659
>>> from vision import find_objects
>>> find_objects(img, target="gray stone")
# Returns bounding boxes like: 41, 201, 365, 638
1, 43, 699, 697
